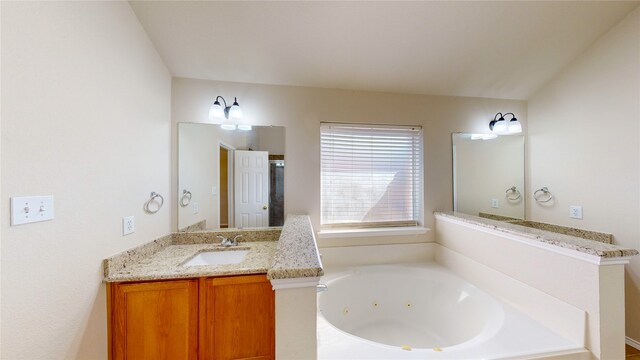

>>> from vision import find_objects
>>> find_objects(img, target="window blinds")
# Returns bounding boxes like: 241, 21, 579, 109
320, 123, 423, 228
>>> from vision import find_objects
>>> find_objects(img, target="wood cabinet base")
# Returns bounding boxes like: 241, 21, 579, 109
107, 274, 274, 360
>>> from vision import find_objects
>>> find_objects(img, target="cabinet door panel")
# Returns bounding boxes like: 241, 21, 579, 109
200, 274, 275, 360
110, 280, 198, 360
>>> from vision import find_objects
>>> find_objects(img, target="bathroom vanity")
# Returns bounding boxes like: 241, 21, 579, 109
103, 216, 323, 360
108, 274, 273, 360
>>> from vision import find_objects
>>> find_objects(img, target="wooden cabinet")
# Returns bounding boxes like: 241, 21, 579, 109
108, 279, 199, 360
199, 274, 275, 360
107, 275, 274, 360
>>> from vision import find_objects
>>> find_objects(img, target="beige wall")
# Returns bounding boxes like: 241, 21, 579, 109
527, 7, 640, 343
171, 78, 527, 245
1, 2, 171, 359
258, 126, 286, 155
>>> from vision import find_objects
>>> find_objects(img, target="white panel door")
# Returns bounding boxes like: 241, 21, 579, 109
234, 150, 269, 228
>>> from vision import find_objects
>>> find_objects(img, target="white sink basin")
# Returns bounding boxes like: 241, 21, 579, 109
183, 249, 249, 266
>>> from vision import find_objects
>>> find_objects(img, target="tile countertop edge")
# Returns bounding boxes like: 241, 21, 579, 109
434, 211, 639, 260
267, 214, 324, 280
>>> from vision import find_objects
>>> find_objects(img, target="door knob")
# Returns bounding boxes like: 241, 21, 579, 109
262, 205, 268, 210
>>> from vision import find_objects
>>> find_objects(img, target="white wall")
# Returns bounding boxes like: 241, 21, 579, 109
527, 7, 640, 343
1, 2, 171, 359
171, 78, 527, 246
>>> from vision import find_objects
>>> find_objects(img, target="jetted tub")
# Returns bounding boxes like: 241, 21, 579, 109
317, 263, 584, 359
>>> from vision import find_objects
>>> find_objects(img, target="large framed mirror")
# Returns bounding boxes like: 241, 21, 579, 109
178, 123, 285, 231
452, 133, 524, 220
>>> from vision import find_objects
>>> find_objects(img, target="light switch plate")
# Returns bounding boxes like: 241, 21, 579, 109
10, 195, 54, 226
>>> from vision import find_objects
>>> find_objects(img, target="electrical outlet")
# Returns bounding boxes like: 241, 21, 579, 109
569, 206, 583, 219
123, 216, 135, 235
491, 198, 499, 209
193, 202, 199, 214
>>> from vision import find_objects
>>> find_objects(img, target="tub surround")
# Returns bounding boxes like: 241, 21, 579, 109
437, 211, 637, 259
478, 212, 614, 244
435, 212, 633, 359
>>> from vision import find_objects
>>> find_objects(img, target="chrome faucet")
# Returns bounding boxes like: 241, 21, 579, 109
216, 234, 243, 247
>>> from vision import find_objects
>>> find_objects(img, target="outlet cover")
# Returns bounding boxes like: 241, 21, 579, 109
491, 198, 499, 209
123, 216, 135, 235
569, 206, 583, 219
193, 202, 199, 214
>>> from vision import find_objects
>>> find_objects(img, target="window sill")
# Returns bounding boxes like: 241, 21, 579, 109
317, 226, 430, 239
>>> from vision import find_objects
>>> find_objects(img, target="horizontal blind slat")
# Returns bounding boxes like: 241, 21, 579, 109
320, 123, 423, 227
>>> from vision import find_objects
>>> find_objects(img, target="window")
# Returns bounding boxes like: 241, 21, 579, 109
320, 123, 423, 229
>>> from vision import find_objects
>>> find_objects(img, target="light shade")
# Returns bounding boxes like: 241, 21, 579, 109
208, 101, 225, 121
228, 98, 243, 120
493, 119, 507, 133
220, 123, 237, 130
508, 118, 522, 134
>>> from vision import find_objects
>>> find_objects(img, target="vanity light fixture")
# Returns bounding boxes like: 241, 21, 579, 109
489, 112, 522, 135
208, 96, 250, 131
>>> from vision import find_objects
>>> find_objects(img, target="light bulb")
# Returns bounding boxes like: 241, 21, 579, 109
237, 124, 252, 131
220, 123, 236, 130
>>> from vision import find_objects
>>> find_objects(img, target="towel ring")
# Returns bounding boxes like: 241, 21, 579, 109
180, 189, 192, 207
144, 192, 164, 214
505, 186, 521, 201
533, 187, 554, 203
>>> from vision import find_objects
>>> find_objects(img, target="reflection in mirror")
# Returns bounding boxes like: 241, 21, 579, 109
178, 123, 285, 231
452, 133, 524, 220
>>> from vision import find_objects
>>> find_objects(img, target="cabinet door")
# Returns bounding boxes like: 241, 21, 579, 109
109, 280, 198, 360
200, 274, 275, 360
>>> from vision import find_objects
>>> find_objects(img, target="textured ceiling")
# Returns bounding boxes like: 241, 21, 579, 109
130, 1, 639, 100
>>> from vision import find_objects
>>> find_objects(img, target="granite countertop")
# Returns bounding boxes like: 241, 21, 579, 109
104, 241, 277, 282
268, 215, 324, 280
435, 211, 639, 259
103, 216, 324, 283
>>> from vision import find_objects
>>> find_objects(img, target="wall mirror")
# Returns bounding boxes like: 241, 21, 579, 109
178, 123, 285, 231
452, 133, 525, 220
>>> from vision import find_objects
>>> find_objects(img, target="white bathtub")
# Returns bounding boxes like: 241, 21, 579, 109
317, 263, 584, 359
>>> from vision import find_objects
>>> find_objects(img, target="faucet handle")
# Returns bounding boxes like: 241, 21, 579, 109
232, 234, 243, 242
216, 235, 230, 246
